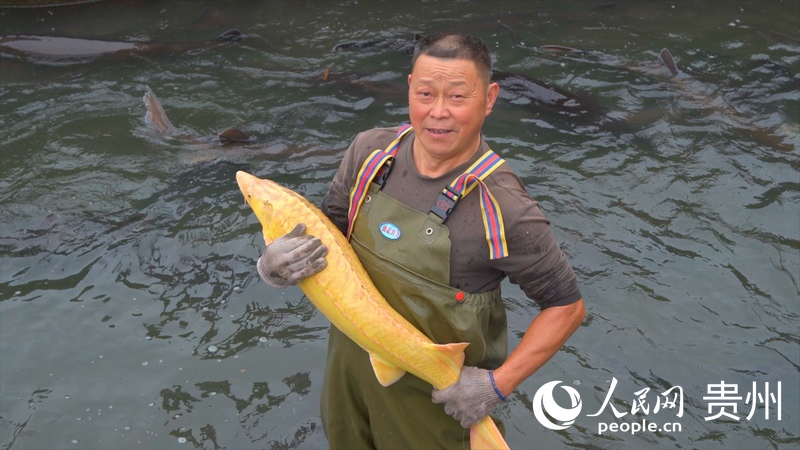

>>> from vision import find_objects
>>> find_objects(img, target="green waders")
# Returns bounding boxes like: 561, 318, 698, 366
320, 162, 509, 449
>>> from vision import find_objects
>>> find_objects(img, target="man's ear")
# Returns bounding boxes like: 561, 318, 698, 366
486, 82, 500, 116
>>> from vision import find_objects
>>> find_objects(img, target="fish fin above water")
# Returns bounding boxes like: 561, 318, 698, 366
369, 354, 406, 387
143, 85, 179, 135
470, 417, 510, 450
660, 48, 679, 76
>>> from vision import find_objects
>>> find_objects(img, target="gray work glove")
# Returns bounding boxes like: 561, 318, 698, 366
431, 366, 505, 428
256, 223, 328, 288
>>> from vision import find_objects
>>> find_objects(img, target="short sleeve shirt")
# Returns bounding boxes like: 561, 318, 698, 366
321, 126, 582, 309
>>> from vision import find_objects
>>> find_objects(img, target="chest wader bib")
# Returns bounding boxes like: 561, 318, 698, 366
321, 126, 508, 450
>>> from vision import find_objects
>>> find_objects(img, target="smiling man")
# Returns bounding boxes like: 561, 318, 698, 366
256, 33, 586, 449
407, 48, 498, 176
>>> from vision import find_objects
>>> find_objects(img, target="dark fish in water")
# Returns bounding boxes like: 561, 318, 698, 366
321, 68, 408, 97
0, 29, 241, 63
657, 48, 796, 152
332, 39, 385, 52
332, 33, 421, 54
142, 85, 254, 146
540, 44, 587, 54
493, 70, 628, 131
739, 25, 800, 46
520, 44, 795, 150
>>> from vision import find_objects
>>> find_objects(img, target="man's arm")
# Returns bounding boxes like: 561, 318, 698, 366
432, 299, 585, 428
493, 299, 586, 396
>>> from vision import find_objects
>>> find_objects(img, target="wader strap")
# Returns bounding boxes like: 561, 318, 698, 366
346, 124, 414, 239
429, 150, 509, 260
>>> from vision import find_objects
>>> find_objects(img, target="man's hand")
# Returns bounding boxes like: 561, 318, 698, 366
431, 366, 505, 428
256, 223, 328, 288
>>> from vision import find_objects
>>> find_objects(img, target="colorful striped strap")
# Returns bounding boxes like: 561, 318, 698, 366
430, 150, 508, 260
386, 123, 412, 157
346, 125, 414, 239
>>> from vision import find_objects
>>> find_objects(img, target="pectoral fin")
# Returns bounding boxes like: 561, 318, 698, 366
369, 354, 406, 386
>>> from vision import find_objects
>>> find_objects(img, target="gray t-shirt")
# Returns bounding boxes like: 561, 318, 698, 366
321, 126, 581, 309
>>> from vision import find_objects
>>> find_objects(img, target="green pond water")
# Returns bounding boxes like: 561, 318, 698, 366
0, 1, 798, 449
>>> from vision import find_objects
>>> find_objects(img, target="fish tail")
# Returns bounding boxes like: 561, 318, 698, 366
470, 417, 510, 450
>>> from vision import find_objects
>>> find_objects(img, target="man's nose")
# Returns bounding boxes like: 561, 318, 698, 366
428, 96, 450, 118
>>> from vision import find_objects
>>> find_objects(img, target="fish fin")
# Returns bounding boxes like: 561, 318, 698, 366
432, 341, 469, 375
470, 417, 510, 450
369, 354, 406, 387
660, 48, 679, 76
142, 85, 178, 135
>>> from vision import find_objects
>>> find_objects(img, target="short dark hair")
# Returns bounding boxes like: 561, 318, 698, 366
412, 33, 492, 82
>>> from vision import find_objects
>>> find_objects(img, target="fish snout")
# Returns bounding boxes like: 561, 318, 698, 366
218, 128, 254, 145
217, 29, 242, 42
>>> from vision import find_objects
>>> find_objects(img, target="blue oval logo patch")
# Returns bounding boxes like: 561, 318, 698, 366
379, 222, 402, 240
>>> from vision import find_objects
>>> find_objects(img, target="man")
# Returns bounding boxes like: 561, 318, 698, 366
257, 33, 585, 449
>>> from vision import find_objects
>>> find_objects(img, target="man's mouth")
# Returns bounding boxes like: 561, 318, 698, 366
427, 128, 451, 135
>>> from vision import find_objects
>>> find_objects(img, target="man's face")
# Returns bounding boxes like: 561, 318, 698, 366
407, 54, 499, 167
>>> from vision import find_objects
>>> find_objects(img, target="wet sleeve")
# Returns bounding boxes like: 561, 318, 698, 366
321, 127, 398, 236
320, 141, 357, 235
491, 175, 582, 309
320, 132, 372, 235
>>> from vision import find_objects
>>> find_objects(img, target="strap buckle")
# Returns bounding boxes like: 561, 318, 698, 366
430, 186, 460, 222
373, 157, 394, 189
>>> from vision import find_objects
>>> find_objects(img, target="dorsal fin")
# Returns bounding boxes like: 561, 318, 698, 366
660, 48, 679, 76
431, 341, 469, 380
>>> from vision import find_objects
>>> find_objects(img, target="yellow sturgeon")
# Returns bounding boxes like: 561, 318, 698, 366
236, 171, 509, 450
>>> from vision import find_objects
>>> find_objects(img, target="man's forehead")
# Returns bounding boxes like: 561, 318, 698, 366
412, 57, 478, 77
411, 54, 489, 84
414, 76, 469, 86
414, 54, 476, 69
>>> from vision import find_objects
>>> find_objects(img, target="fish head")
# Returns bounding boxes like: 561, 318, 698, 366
218, 127, 254, 145
236, 171, 284, 240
